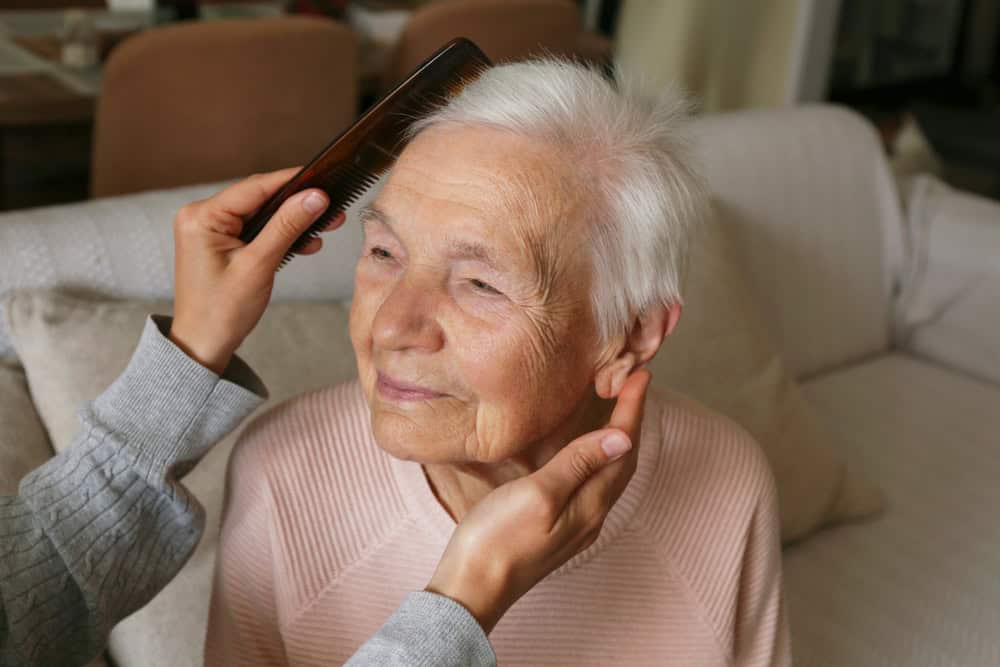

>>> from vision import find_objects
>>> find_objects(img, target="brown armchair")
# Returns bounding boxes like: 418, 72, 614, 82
381, 0, 611, 92
91, 16, 358, 198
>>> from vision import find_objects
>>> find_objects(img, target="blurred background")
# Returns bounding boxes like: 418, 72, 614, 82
0, 0, 998, 212
2, 6, 999, 667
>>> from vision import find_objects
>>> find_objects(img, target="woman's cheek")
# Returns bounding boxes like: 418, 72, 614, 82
354, 256, 400, 316
460, 329, 568, 458
355, 257, 392, 290
350, 267, 390, 384
461, 317, 545, 401
348, 298, 373, 393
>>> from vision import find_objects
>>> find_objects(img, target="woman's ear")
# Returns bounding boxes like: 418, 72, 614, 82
594, 303, 681, 399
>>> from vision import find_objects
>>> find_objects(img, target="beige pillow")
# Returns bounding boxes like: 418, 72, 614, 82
5, 290, 358, 667
648, 207, 884, 543
0, 360, 54, 494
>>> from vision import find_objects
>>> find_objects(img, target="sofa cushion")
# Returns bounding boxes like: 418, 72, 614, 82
5, 290, 358, 667
693, 106, 905, 379
898, 175, 1000, 387
0, 180, 366, 362
784, 354, 1000, 666
649, 210, 882, 543
0, 360, 53, 494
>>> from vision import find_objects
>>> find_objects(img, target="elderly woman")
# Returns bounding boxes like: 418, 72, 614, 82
206, 60, 790, 666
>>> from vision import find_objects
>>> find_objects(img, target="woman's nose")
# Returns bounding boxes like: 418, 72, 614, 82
371, 274, 445, 353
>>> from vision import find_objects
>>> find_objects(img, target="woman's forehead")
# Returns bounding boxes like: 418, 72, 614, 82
382, 125, 587, 247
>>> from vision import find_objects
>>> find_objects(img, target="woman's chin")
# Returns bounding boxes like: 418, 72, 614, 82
371, 415, 464, 464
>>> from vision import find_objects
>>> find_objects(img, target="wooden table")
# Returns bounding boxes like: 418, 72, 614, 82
0, 70, 94, 126
0, 28, 99, 211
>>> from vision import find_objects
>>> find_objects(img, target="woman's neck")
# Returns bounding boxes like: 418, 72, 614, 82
423, 393, 613, 522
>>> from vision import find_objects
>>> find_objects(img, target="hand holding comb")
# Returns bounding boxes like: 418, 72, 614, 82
238, 38, 492, 267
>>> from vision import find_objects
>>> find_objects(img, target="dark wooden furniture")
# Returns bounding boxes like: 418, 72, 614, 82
0, 72, 94, 211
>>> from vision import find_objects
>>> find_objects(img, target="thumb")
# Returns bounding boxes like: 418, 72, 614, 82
529, 428, 632, 513
244, 188, 329, 269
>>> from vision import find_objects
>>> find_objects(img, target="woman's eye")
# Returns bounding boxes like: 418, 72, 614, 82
370, 246, 393, 260
469, 278, 501, 295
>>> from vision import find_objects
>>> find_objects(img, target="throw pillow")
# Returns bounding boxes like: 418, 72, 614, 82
647, 206, 884, 543
5, 290, 358, 667
0, 360, 53, 494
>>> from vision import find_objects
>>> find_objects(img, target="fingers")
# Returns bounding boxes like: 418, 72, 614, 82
284, 209, 342, 255
528, 369, 652, 517
321, 211, 346, 233
295, 237, 323, 255
574, 369, 652, 512
241, 188, 330, 270
209, 167, 302, 217
528, 427, 633, 516
607, 369, 651, 445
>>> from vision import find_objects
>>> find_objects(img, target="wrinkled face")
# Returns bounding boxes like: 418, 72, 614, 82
349, 124, 606, 464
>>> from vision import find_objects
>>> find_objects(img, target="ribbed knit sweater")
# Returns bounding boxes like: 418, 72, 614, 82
206, 380, 791, 666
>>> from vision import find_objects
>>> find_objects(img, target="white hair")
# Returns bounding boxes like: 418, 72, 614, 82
410, 58, 707, 343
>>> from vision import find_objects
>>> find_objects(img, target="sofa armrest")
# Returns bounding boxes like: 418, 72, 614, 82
897, 174, 1000, 386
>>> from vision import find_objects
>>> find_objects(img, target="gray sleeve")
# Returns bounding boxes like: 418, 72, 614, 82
0, 315, 265, 667
346, 592, 496, 667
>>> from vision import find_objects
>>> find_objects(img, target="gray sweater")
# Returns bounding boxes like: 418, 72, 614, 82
0, 316, 495, 667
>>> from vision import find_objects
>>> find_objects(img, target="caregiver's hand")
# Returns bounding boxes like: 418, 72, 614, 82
169, 167, 345, 374
426, 369, 652, 634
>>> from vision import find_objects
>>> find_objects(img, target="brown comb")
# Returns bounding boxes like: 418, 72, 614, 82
239, 38, 492, 266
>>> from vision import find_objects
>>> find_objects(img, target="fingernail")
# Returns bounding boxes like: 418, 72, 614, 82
601, 433, 631, 461
303, 191, 328, 215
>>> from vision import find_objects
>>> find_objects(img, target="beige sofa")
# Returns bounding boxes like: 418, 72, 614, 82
1, 106, 998, 666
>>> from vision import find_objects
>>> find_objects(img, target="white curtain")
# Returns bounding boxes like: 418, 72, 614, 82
615, 0, 802, 112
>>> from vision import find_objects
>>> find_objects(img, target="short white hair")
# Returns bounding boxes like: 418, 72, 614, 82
410, 58, 707, 342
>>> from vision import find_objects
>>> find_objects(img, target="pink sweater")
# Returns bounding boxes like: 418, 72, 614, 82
206, 380, 791, 666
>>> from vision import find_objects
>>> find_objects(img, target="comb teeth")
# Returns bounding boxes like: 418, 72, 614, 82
256, 38, 491, 269
277, 164, 386, 268
279, 208, 341, 268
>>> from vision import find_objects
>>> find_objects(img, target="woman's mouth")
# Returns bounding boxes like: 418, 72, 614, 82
376, 372, 448, 402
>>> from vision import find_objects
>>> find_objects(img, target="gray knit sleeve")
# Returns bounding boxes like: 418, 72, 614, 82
0, 315, 265, 667
346, 592, 497, 667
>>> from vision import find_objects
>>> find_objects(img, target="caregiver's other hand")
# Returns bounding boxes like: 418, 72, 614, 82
426, 369, 652, 634
169, 167, 345, 374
